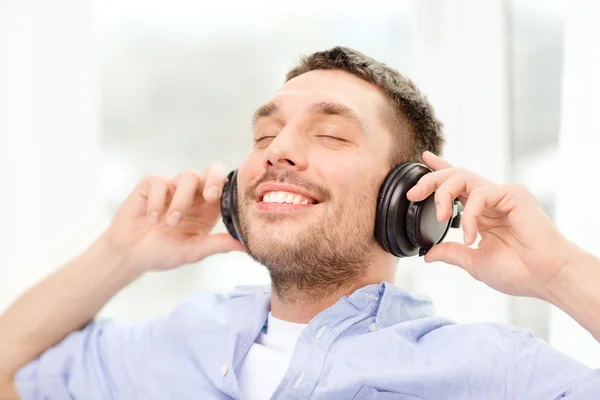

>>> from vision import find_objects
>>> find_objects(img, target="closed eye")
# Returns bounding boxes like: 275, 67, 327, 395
316, 135, 347, 142
254, 136, 276, 144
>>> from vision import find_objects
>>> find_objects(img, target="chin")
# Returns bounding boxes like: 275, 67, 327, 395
250, 207, 317, 226
251, 222, 303, 243
238, 205, 322, 256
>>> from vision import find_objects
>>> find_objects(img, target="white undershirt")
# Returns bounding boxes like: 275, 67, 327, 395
238, 312, 307, 400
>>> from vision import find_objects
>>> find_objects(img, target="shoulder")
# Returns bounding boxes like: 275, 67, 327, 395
420, 320, 514, 342
418, 321, 592, 386
416, 319, 561, 356
163, 284, 270, 330
412, 319, 516, 359
171, 284, 269, 313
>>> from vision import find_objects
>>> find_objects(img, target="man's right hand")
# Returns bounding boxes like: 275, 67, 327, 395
0, 162, 245, 400
104, 162, 245, 273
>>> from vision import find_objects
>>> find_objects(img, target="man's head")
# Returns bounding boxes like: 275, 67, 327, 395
235, 47, 443, 300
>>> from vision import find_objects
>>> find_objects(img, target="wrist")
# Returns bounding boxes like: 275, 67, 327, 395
542, 244, 600, 338
543, 244, 592, 299
77, 233, 144, 286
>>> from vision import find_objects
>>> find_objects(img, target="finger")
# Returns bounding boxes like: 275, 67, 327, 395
407, 166, 492, 204
422, 151, 453, 171
166, 170, 201, 226
406, 168, 456, 202
461, 185, 507, 245
424, 242, 476, 276
202, 162, 228, 203
144, 176, 170, 224
185, 233, 246, 263
434, 174, 468, 223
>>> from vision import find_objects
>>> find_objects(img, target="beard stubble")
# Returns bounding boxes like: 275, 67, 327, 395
237, 169, 379, 303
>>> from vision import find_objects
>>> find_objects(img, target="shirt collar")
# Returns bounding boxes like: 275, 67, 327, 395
369, 281, 436, 329
230, 281, 435, 330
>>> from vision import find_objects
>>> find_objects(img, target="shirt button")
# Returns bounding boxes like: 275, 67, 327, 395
221, 364, 228, 376
369, 322, 377, 331
294, 371, 306, 388
316, 326, 327, 338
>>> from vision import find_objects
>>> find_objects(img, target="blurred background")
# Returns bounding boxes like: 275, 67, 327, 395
1, 0, 599, 367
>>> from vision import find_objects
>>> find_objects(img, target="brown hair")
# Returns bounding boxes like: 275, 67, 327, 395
285, 46, 444, 165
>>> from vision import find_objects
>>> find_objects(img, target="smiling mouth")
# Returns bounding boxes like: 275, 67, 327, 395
261, 190, 317, 205
257, 190, 319, 212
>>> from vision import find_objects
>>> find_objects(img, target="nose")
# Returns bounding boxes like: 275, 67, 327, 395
264, 129, 308, 170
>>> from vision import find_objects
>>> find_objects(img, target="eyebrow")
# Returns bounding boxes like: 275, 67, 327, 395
252, 100, 369, 134
252, 101, 280, 126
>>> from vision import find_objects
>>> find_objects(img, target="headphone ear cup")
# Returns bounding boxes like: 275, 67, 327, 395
374, 163, 414, 256
375, 163, 451, 257
406, 195, 450, 251
405, 201, 420, 247
221, 170, 243, 243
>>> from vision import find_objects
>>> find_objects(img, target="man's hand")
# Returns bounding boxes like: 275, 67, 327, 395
406, 151, 579, 300
0, 162, 245, 399
106, 162, 245, 273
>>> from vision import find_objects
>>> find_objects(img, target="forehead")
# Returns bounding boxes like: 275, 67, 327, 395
271, 69, 388, 123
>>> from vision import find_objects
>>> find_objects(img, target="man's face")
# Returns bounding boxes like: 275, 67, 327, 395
236, 69, 395, 290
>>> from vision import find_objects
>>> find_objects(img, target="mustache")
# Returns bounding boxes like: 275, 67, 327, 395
244, 170, 331, 201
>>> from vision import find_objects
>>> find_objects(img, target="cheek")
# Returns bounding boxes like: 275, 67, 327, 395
237, 154, 264, 195
328, 170, 380, 208
320, 152, 381, 187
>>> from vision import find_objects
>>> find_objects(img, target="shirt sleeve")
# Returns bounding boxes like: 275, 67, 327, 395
14, 317, 163, 400
510, 327, 600, 399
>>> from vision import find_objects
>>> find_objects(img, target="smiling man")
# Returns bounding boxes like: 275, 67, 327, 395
238, 66, 404, 312
1, 47, 600, 400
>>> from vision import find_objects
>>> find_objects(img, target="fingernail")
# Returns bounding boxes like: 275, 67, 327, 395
205, 186, 219, 201
148, 212, 159, 225
210, 161, 227, 176
424, 252, 435, 263
436, 203, 442, 221
167, 211, 181, 226
463, 231, 468, 244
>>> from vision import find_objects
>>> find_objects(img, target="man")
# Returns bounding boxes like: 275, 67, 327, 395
0, 46, 599, 399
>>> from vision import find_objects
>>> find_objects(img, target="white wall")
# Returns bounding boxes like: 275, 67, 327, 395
0, 0, 104, 312
551, 0, 600, 368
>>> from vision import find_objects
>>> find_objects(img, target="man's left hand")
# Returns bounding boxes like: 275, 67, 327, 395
406, 151, 581, 300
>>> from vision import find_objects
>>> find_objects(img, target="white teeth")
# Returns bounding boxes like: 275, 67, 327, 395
262, 191, 314, 205
276, 192, 286, 203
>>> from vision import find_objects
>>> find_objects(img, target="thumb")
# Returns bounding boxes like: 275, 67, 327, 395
186, 233, 246, 263
424, 242, 476, 275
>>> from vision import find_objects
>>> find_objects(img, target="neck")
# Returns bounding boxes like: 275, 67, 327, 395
270, 255, 397, 324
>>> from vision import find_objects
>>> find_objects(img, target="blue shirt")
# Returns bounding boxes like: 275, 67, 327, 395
15, 282, 600, 399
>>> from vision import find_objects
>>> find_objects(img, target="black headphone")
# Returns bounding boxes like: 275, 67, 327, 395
220, 163, 462, 257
